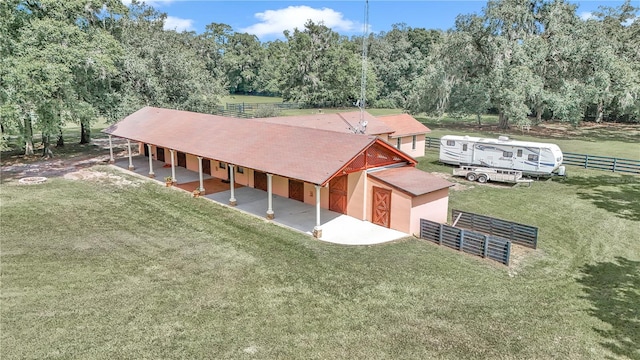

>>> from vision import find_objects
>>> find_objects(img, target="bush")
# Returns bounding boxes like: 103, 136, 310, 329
253, 105, 281, 118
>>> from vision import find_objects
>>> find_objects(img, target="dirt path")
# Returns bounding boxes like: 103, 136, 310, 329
0, 138, 131, 182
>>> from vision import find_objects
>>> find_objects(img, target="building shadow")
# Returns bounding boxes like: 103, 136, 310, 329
554, 174, 640, 221
578, 257, 640, 359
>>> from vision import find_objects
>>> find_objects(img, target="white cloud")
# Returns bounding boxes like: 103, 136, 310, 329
240, 6, 359, 39
580, 11, 596, 21
163, 16, 194, 32
623, 16, 637, 26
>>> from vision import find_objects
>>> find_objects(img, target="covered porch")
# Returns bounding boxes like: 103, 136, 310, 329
111, 155, 408, 245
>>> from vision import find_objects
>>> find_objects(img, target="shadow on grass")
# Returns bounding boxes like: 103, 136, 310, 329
554, 174, 640, 221
578, 257, 640, 359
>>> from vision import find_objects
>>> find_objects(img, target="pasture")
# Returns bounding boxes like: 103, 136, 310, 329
1, 156, 638, 359
1, 98, 638, 359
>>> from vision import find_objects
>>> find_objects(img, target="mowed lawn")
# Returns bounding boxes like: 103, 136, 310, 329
1, 160, 639, 359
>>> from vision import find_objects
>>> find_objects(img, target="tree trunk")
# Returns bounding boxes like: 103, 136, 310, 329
57, 127, 64, 147
498, 112, 509, 130
476, 113, 482, 127
595, 101, 604, 123
42, 133, 53, 158
80, 121, 91, 144
535, 104, 543, 124
24, 117, 34, 156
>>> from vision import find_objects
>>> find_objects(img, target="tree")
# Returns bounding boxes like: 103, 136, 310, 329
113, 1, 224, 118
281, 21, 366, 107
369, 24, 429, 108
0, 0, 126, 155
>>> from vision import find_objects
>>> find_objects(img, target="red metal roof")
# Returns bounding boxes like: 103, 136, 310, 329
255, 111, 394, 136
377, 114, 431, 137
104, 107, 413, 186
367, 167, 453, 196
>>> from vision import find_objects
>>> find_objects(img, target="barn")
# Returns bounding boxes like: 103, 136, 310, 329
104, 107, 452, 237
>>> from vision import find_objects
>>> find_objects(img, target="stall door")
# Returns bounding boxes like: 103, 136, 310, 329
372, 187, 392, 228
288, 180, 304, 202
177, 152, 187, 167
202, 159, 211, 175
329, 175, 348, 214
254, 171, 267, 191
156, 147, 165, 162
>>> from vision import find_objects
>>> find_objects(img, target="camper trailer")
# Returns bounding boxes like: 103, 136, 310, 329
439, 135, 564, 176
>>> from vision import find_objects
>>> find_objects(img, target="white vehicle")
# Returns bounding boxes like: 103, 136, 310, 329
439, 135, 564, 176
452, 166, 534, 186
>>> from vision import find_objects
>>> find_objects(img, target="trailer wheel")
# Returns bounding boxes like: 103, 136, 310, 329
466, 172, 477, 181
477, 174, 488, 183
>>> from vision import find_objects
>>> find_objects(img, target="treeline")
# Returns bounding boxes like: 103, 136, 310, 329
1, 0, 638, 155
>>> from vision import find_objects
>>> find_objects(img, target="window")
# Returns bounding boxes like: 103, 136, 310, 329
396, 138, 401, 149
462, 144, 468, 151
412, 135, 417, 150
447, 140, 455, 146
517, 149, 523, 157
236, 166, 244, 174
219, 162, 226, 169
503, 151, 513, 157
528, 154, 539, 161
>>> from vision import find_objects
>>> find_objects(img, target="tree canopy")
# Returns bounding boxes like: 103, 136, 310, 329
1, 0, 638, 154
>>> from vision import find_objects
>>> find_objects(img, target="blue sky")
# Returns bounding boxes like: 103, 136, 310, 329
124, 0, 636, 41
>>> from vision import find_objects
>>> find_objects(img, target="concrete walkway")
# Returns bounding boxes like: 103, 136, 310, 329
112, 156, 409, 245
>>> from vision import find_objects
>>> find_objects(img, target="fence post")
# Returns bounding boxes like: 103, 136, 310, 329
483, 236, 489, 258
459, 229, 465, 251
438, 224, 443, 245
505, 241, 511, 265
584, 154, 589, 168
613, 158, 617, 172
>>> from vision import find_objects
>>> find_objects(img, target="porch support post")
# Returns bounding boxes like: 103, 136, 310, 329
169, 149, 177, 183
197, 156, 205, 194
108, 135, 114, 163
127, 140, 134, 170
229, 164, 237, 206
147, 144, 155, 178
313, 185, 322, 238
363, 172, 368, 220
266, 173, 274, 219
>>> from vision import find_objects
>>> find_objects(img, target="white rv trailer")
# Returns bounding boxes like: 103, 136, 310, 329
439, 135, 564, 176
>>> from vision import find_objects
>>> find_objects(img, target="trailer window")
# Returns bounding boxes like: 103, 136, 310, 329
503, 151, 513, 157
462, 144, 468, 151
528, 154, 539, 161
412, 135, 417, 150
517, 149, 522, 157
447, 140, 455, 146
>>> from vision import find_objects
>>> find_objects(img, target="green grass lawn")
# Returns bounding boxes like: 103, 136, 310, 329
2, 161, 638, 359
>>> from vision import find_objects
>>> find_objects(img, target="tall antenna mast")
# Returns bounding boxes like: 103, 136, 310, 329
356, 0, 369, 134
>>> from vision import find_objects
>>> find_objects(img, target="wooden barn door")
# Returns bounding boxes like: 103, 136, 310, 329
202, 159, 211, 175
177, 152, 187, 167
254, 171, 267, 191
288, 180, 304, 202
329, 175, 348, 214
372, 187, 392, 228
156, 147, 165, 162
